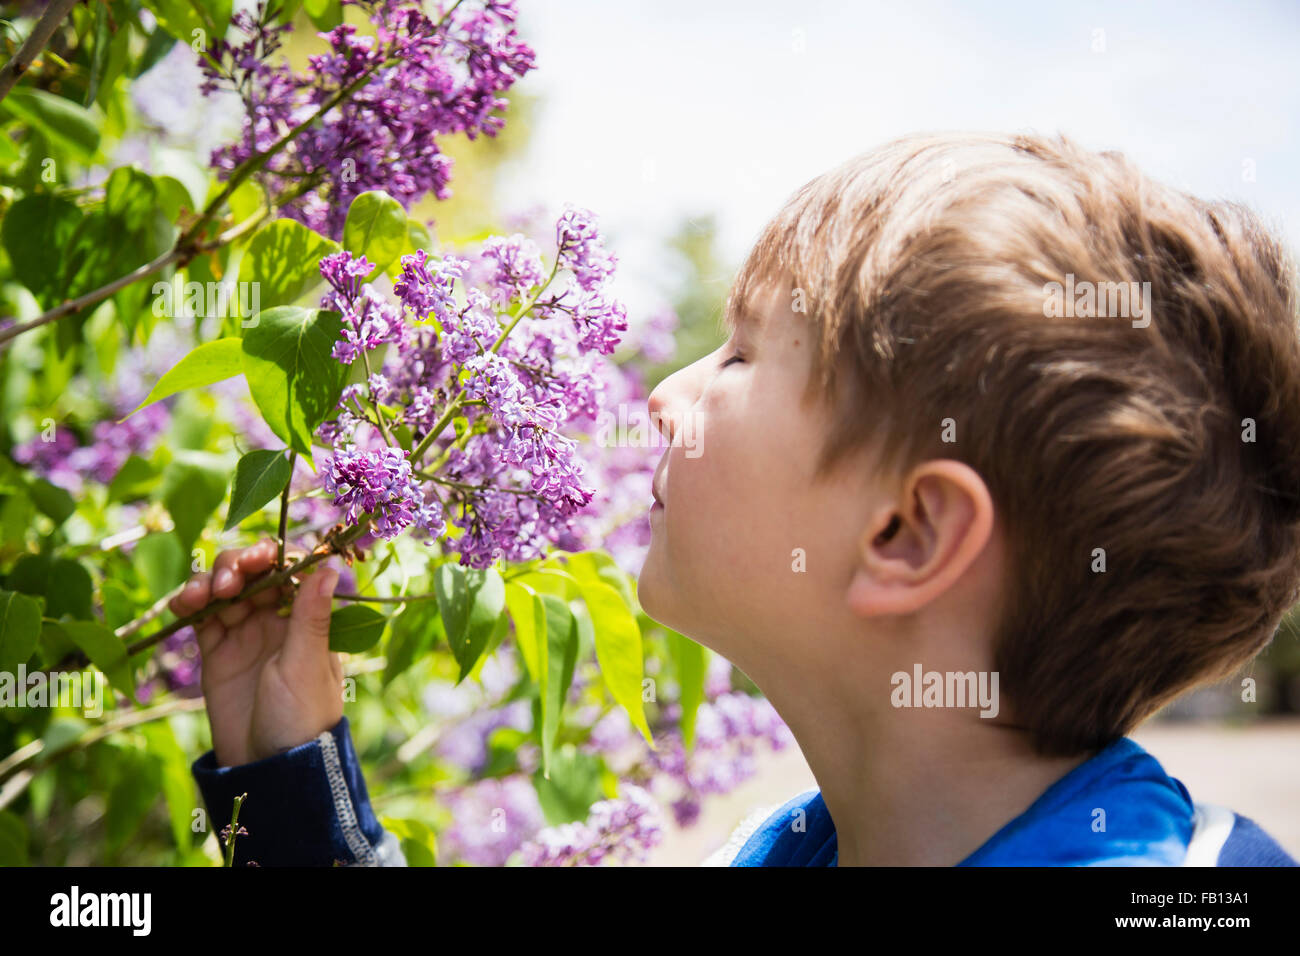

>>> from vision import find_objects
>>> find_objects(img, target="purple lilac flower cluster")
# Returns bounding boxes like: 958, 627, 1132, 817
572, 654, 793, 829
137, 627, 203, 702
312, 206, 632, 568
201, 0, 535, 238
649, 692, 795, 827
436, 775, 546, 867
11, 404, 170, 494
519, 784, 664, 866
12, 323, 193, 493
322, 445, 445, 541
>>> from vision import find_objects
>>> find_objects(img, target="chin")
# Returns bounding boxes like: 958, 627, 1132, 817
634, 555, 669, 625
635, 547, 690, 634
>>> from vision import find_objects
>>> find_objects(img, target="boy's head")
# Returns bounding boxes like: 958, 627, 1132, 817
638, 131, 1300, 758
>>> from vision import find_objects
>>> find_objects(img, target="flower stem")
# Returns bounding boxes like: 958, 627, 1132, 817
277, 450, 297, 569
361, 349, 396, 446
0, 209, 266, 347
52, 513, 378, 671
335, 591, 437, 603
223, 793, 248, 867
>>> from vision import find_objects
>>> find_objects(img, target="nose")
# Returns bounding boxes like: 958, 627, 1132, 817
647, 355, 708, 445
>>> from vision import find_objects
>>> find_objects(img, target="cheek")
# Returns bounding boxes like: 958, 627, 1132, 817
664, 397, 792, 583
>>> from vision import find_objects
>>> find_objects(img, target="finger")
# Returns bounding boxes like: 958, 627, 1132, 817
169, 572, 213, 616
216, 600, 255, 629
194, 617, 225, 658
281, 562, 339, 678
210, 548, 246, 599
235, 538, 280, 578
245, 583, 286, 609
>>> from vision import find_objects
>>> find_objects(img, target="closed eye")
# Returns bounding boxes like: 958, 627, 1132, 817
720, 353, 745, 368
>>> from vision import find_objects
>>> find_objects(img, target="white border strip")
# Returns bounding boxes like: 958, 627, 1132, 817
318, 729, 378, 867
1183, 802, 1235, 866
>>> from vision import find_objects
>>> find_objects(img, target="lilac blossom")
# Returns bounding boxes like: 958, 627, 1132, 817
393, 250, 468, 325
438, 776, 547, 867
202, 0, 536, 238
137, 627, 203, 703
644, 693, 794, 827
323, 445, 445, 541
520, 784, 664, 866
480, 234, 545, 306
555, 205, 618, 291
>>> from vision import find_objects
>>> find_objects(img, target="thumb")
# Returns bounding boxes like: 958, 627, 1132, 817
281, 562, 339, 676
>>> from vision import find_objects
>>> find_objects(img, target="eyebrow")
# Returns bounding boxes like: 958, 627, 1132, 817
721, 289, 765, 339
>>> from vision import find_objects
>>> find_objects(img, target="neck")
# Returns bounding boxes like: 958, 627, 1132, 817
745, 661, 1092, 867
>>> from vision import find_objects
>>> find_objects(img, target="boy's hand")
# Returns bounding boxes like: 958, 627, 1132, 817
169, 538, 343, 768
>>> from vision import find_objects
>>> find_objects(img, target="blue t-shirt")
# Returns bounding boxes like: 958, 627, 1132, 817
729, 736, 1296, 866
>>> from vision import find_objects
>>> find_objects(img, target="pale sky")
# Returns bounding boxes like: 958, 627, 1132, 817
502, 0, 1300, 320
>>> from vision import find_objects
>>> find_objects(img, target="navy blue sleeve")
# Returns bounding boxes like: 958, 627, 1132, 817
191, 715, 405, 867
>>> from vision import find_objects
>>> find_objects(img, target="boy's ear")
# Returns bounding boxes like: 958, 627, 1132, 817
845, 460, 995, 618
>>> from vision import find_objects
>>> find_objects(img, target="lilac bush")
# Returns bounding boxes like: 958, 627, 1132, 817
0, 0, 791, 868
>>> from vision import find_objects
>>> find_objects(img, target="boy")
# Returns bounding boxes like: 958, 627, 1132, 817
178, 131, 1300, 866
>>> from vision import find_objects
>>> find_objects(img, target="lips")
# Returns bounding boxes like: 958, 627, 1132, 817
651, 459, 666, 509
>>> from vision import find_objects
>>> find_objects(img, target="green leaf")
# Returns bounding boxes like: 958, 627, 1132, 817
85, 0, 111, 106
59, 168, 171, 348
0, 491, 35, 548
55, 620, 134, 703
1, 194, 82, 308
161, 452, 228, 552
125, 338, 245, 419
669, 629, 708, 751
46, 558, 93, 620
580, 580, 654, 747
106, 454, 161, 502
5, 552, 51, 599
516, 567, 581, 601
9, 554, 95, 622
142, 0, 233, 44
152, 146, 211, 212
343, 191, 407, 278
0, 811, 28, 866
382, 599, 443, 686
504, 581, 544, 682
329, 604, 388, 654
224, 448, 292, 530
303, 0, 342, 29
380, 817, 437, 866
531, 745, 604, 826
237, 219, 339, 315
561, 550, 637, 611
385, 219, 435, 281
0, 88, 101, 160
241, 306, 347, 460
139, 722, 198, 853
269, 0, 306, 25
133, 532, 187, 598
0, 589, 42, 673
25, 476, 75, 526
100, 580, 136, 631
104, 747, 159, 857
468, 608, 509, 683
538, 593, 579, 779
133, 16, 177, 77
435, 564, 506, 683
